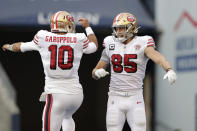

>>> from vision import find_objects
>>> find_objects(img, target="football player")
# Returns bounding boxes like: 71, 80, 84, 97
92, 13, 177, 131
2, 11, 98, 131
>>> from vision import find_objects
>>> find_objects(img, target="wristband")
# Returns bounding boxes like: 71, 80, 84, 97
85, 27, 94, 36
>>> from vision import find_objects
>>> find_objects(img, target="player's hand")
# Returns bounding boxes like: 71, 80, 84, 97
39, 92, 47, 102
163, 69, 177, 85
2, 44, 10, 51
94, 68, 109, 79
78, 18, 89, 28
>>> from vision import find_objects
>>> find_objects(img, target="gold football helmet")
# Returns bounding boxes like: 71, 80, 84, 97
112, 13, 138, 42
50, 11, 75, 33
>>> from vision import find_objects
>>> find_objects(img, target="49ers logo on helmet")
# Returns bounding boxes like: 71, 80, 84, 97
66, 15, 74, 22
127, 16, 135, 22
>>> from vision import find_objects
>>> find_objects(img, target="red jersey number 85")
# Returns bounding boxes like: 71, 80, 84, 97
111, 54, 137, 73
49, 45, 73, 70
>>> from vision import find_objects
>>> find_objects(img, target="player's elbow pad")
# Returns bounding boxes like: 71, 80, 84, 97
83, 42, 97, 54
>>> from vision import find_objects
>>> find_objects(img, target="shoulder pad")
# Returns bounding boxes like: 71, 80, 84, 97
36, 30, 49, 37
138, 35, 155, 47
103, 36, 114, 47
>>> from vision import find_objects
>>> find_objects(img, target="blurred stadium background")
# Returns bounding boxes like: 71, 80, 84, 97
0, 0, 196, 131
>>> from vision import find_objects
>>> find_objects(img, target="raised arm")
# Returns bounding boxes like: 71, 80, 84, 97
144, 46, 177, 84
2, 41, 39, 53
78, 18, 98, 48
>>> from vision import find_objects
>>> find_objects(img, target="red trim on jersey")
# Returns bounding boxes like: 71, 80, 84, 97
147, 42, 155, 44
83, 39, 89, 49
34, 38, 38, 43
147, 38, 155, 45
34, 35, 38, 40
33, 35, 38, 44
35, 35, 38, 40
83, 42, 89, 47
33, 39, 38, 45
147, 44, 155, 47
83, 45, 89, 49
34, 36, 38, 41
83, 42, 89, 46
83, 39, 89, 43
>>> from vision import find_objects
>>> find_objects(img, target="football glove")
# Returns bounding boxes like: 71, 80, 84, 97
94, 68, 109, 79
39, 92, 47, 102
163, 69, 177, 85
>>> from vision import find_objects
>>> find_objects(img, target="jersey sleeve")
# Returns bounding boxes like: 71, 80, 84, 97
102, 36, 112, 48
20, 30, 46, 52
20, 41, 39, 52
80, 33, 90, 49
100, 48, 110, 63
77, 33, 97, 54
32, 30, 46, 47
100, 36, 111, 63
144, 36, 156, 48
83, 42, 97, 54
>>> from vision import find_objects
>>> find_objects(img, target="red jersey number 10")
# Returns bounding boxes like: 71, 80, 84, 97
49, 45, 73, 70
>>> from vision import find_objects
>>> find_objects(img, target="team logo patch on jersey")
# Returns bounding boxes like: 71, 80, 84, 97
109, 44, 115, 50
135, 45, 141, 50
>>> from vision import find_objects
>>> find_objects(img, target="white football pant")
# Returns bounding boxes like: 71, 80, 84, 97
42, 92, 83, 131
106, 90, 146, 131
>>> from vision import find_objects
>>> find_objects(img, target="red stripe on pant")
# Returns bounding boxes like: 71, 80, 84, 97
44, 94, 53, 131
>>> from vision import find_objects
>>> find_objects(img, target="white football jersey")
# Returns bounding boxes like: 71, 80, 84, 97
20, 30, 96, 94
101, 35, 155, 92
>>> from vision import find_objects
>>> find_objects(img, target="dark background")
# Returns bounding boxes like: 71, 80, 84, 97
0, 25, 156, 131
